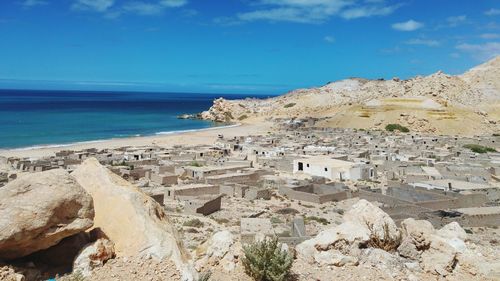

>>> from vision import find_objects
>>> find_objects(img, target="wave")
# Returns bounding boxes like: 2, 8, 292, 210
155, 123, 240, 135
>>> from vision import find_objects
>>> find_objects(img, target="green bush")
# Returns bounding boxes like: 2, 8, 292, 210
304, 216, 329, 225
189, 161, 203, 167
283, 103, 296, 108
183, 218, 204, 228
463, 144, 497, 154
385, 124, 410, 133
242, 237, 293, 281
238, 114, 249, 121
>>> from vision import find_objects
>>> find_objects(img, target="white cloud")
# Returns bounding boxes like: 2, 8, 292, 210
392, 20, 423, 31
160, 0, 188, 8
484, 8, 500, 16
72, 0, 115, 12
123, 2, 164, 15
456, 42, 500, 60
340, 4, 399, 19
78, 0, 188, 17
405, 38, 440, 47
446, 15, 466, 27
324, 35, 335, 43
234, 0, 398, 24
22, 0, 48, 7
480, 33, 500, 39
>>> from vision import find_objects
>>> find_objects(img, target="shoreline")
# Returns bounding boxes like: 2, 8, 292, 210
0, 121, 272, 159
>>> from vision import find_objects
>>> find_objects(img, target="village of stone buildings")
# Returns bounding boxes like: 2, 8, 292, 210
1, 119, 500, 280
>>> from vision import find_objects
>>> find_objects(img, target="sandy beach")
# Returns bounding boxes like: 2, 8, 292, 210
0, 121, 273, 159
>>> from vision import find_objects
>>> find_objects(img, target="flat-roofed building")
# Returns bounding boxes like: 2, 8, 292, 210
293, 156, 375, 181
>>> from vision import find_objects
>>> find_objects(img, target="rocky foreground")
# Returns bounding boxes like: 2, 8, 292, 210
0, 159, 499, 280
201, 56, 500, 136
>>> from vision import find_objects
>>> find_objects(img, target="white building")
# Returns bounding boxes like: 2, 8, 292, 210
293, 156, 375, 181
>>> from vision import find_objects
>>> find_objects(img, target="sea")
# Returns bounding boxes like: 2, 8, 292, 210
0, 89, 269, 149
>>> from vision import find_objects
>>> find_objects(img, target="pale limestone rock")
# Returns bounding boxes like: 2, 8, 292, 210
194, 230, 234, 271
360, 248, 405, 273
0, 169, 94, 260
0, 266, 24, 281
313, 221, 370, 251
296, 220, 369, 263
437, 222, 467, 242
313, 250, 358, 267
295, 239, 317, 263
400, 218, 435, 250
343, 199, 400, 242
297, 200, 401, 264
420, 235, 458, 276
397, 238, 420, 260
201, 98, 237, 122
71, 158, 195, 281
73, 239, 115, 277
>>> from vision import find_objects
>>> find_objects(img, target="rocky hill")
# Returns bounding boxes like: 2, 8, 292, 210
202, 56, 500, 135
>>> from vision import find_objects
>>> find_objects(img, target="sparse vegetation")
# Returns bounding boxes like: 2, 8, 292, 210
242, 237, 293, 281
305, 216, 329, 225
183, 218, 204, 228
284, 103, 296, 108
189, 161, 204, 167
214, 217, 230, 224
334, 208, 345, 215
366, 223, 401, 252
238, 114, 249, 121
276, 207, 299, 215
270, 217, 283, 224
463, 144, 497, 154
385, 123, 410, 133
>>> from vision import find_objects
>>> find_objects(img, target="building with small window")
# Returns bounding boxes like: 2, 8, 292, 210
293, 156, 375, 181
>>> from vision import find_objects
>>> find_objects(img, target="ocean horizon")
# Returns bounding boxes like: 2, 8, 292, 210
0, 89, 272, 149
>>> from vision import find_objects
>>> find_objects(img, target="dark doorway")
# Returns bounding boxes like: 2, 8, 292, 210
298, 162, 304, 171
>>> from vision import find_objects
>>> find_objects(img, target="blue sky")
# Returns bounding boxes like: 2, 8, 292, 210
0, 0, 499, 94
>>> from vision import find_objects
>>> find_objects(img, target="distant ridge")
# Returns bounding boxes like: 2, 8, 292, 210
202, 56, 500, 136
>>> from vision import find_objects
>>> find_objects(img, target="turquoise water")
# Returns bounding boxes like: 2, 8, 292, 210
0, 90, 262, 149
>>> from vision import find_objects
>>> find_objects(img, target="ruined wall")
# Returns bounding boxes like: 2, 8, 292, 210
416, 193, 487, 210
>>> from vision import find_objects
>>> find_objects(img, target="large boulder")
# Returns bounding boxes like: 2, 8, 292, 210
399, 218, 435, 250
398, 219, 468, 276
0, 169, 94, 260
296, 221, 369, 263
344, 199, 400, 243
71, 158, 195, 280
437, 222, 467, 242
420, 236, 458, 276
297, 200, 400, 265
194, 230, 235, 271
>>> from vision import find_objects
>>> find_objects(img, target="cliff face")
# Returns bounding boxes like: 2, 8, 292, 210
202, 56, 500, 135
201, 98, 237, 122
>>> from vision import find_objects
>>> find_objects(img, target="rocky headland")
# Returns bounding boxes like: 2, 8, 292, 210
201, 56, 500, 135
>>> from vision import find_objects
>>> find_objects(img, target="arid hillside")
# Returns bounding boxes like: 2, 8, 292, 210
202, 56, 500, 135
